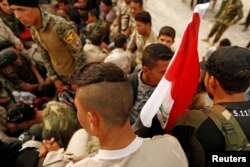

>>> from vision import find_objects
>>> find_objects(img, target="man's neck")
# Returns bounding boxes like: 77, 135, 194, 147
34, 10, 43, 29
99, 121, 136, 150
213, 92, 248, 105
141, 71, 156, 87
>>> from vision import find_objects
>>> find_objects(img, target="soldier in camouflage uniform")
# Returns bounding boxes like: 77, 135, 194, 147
85, 9, 108, 42
42, 101, 80, 148
203, 0, 243, 44
8, 0, 86, 92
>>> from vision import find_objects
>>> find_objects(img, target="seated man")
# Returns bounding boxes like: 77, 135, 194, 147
84, 32, 108, 64
0, 47, 45, 92
104, 34, 132, 74
67, 62, 188, 167
173, 46, 250, 167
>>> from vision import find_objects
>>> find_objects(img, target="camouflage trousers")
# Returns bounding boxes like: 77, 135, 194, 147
208, 21, 228, 44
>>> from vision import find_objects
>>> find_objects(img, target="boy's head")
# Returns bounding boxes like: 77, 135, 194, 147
157, 26, 176, 48
218, 38, 231, 48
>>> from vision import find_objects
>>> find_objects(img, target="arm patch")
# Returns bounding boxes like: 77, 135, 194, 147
63, 30, 82, 50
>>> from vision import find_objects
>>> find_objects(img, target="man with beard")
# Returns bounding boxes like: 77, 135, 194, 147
172, 46, 250, 167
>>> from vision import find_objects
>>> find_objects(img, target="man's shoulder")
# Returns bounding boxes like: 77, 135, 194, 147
175, 108, 210, 128
143, 134, 180, 146
0, 18, 4, 24
66, 157, 94, 167
138, 136, 188, 166
47, 13, 75, 33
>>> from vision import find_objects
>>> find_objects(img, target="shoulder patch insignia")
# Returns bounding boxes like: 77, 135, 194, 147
63, 30, 82, 50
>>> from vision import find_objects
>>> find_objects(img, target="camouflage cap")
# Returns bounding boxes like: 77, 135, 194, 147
42, 101, 80, 148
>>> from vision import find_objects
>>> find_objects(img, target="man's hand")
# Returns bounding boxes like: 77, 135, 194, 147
54, 79, 67, 92
38, 138, 61, 157
15, 42, 24, 52
3, 66, 13, 74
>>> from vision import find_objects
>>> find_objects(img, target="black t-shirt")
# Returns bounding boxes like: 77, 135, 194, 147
172, 101, 250, 166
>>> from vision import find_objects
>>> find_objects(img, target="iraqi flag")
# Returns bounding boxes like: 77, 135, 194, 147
140, 2, 210, 132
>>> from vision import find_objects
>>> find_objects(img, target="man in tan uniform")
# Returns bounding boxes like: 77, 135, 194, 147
127, 11, 156, 70
8, 0, 85, 91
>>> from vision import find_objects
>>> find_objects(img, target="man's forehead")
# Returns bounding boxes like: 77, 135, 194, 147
159, 35, 173, 41
9, 5, 29, 10
0, 0, 8, 4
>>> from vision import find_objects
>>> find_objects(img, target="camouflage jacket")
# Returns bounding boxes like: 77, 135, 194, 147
86, 19, 108, 39
31, 10, 85, 82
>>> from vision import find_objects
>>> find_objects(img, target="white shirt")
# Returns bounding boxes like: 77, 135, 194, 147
66, 135, 188, 167
104, 48, 132, 74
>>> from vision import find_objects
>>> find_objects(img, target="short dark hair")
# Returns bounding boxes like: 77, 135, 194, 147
114, 34, 127, 48
158, 26, 176, 40
101, 0, 112, 6
72, 62, 133, 127
219, 38, 231, 47
88, 9, 99, 19
142, 43, 174, 68
131, 0, 143, 6
88, 32, 102, 45
135, 11, 151, 25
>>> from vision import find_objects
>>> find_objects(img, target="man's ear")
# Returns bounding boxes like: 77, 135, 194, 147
209, 75, 217, 88
142, 66, 150, 74
87, 111, 99, 131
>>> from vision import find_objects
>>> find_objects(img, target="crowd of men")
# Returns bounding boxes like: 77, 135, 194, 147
0, 0, 249, 166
